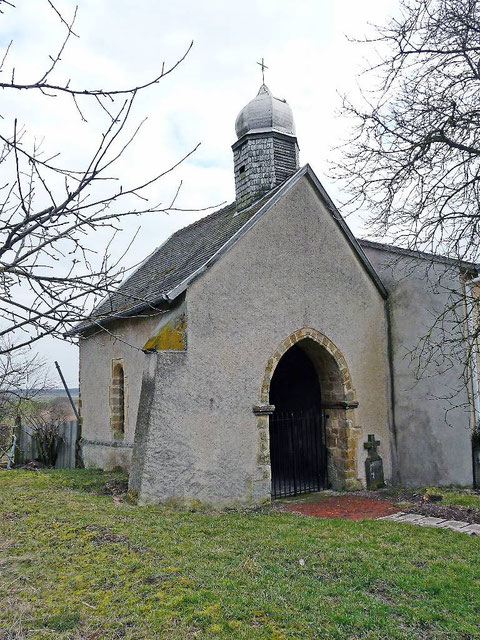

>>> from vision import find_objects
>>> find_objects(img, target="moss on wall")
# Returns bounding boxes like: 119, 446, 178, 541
143, 314, 187, 351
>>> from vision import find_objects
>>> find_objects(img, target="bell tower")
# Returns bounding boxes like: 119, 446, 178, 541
232, 83, 299, 210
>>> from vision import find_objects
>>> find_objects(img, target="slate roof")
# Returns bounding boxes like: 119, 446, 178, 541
73, 164, 392, 335
73, 186, 284, 333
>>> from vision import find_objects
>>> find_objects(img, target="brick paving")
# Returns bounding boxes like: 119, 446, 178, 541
275, 493, 480, 535
275, 494, 398, 520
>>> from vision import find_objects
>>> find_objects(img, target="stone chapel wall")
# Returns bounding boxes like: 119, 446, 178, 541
131, 176, 393, 506
79, 313, 160, 470
362, 243, 473, 486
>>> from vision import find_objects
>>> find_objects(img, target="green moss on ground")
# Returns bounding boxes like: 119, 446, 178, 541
382, 485, 480, 510
422, 486, 480, 509
1, 470, 480, 639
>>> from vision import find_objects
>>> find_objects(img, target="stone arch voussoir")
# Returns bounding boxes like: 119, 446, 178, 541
260, 327, 356, 405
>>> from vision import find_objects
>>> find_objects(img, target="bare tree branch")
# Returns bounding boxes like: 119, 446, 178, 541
334, 0, 480, 413
0, 1, 207, 360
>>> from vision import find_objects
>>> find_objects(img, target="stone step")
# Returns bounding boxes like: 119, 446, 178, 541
462, 523, 480, 535
376, 512, 405, 520
377, 512, 480, 535
391, 513, 426, 523
415, 516, 446, 526
436, 520, 472, 532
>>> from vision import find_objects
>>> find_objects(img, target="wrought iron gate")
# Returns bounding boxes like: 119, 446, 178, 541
269, 409, 328, 499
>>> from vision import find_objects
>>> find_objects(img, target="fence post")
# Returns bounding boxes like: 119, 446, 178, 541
71, 421, 78, 468
6, 433, 17, 469
54, 421, 78, 469
13, 415, 23, 466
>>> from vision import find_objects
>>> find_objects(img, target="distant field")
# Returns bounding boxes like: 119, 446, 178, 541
35, 388, 79, 398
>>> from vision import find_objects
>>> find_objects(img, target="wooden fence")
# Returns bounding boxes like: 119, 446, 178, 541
15, 420, 78, 469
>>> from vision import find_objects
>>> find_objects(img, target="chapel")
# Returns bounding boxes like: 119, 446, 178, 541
74, 83, 479, 506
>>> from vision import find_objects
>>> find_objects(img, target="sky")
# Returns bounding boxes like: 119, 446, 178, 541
2, 0, 398, 387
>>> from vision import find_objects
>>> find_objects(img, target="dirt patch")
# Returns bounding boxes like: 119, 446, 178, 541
1, 511, 21, 521
19, 460, 49, 470
103, 477, 128, 496
80, 524, 145, 552
367, 581, 396, 605
275, 494, 398, 520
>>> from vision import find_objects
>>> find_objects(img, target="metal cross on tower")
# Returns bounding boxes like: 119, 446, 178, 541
256, 57, 268, 84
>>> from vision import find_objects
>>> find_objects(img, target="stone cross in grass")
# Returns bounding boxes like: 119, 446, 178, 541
364, 434, 380, 455
364, 434, 385, 490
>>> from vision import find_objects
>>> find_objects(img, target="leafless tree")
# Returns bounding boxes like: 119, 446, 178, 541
0, 339, 51, 425
0, 1, 200, 358
26, 398, 71, 466
337, 0, 480, 260
335, 0, 480, 400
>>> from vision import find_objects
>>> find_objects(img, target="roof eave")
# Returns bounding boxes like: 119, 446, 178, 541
232, 129, 297, 151
65, 293, 172, 337
359, 238, 477, 270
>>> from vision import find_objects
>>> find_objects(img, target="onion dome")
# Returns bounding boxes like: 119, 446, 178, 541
235, 84, 296, 139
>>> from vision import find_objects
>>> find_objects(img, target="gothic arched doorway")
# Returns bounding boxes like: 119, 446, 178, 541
269, 343, 328, 497
257, 328, 360, 499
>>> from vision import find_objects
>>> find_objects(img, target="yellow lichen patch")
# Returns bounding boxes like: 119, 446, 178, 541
143, 314, 186, 351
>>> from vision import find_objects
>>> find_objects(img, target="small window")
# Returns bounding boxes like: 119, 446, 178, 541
111, 361, 125, 439
239, 165, 246, 174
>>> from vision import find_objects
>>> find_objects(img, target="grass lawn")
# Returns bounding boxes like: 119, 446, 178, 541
1, 471, 480, 639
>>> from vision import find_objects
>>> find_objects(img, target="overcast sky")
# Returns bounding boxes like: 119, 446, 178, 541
2, 0, 397, 387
